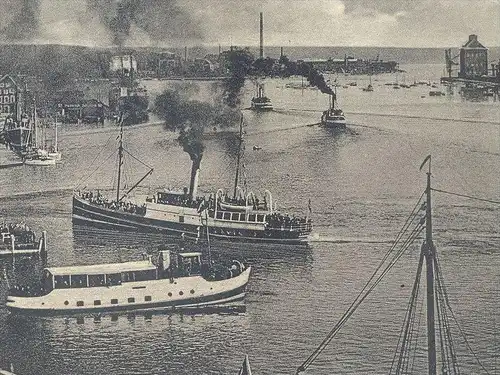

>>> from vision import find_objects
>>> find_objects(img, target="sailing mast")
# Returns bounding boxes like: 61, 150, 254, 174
116, 119, 124, 202
233, 115, 244, 200
422, 155, 437, 375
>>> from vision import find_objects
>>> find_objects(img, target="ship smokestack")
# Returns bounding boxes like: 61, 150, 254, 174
259, 12, 264, 59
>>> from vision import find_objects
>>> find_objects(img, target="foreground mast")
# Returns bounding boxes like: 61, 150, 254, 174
422, 155, 437, 375
116, 118, 124, 202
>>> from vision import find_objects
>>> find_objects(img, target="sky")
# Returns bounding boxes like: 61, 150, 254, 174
0, 0, 498, 48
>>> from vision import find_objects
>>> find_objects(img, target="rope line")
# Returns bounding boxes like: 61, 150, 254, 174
431, 188, 500, 205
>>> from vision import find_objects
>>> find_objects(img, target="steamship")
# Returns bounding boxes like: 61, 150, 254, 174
72, 122, 313, 245
250, 84, 273, 111
6, 249, 250, 315
109, 55, 149, 126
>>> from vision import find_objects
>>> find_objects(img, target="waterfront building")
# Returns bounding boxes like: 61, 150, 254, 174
459, 34, 488, 78
110, 55, 137, 77
0, 75, 27, 122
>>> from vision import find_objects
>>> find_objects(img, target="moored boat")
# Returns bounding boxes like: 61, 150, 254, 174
0, 223, 47, 256
6, 248, 250, 315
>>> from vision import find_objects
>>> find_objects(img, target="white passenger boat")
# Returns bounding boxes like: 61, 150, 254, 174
6, 250, 250, 315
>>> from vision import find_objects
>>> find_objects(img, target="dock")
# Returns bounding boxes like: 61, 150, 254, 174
0, 147, 23, 169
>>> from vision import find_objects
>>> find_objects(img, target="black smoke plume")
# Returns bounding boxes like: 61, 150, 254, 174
154, 87, 240, 200
297, 62, 335, 96
87, 0, 202, 47
0, 0, 40, 41
223, 47, 255, 108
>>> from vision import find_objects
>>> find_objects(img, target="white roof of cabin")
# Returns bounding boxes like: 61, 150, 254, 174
178, 252, 202, 258
45, 260, 156, 276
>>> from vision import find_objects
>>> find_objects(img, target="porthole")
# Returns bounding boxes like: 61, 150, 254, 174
76, 301, 84, 307
190, 289, 195, 294
145, 296, 152, 302
167, 292, 172, 297
94, 300, 101, 306
179, 291, 184, 296
128, 297, 135, 303
64, 301, 69, 305
111, 299, 118, 304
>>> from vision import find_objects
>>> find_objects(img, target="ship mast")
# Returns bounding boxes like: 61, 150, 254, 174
423, 155, 437, 375
233, 115, 244, 200
116, 119, 124, 202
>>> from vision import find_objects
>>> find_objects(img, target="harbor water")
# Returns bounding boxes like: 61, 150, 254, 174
0, 63, 499, 374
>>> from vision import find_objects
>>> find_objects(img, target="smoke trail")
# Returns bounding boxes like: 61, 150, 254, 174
223, 47, 255, 108
297, 62, 335, 96
87, 0, 202, 47
154, 87, 240, 200
0, 0, 40, 41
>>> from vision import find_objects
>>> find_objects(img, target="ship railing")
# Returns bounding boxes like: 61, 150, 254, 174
9, 285, 47, 298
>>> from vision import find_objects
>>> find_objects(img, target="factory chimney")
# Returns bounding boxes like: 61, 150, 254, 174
259, 12, 264, 59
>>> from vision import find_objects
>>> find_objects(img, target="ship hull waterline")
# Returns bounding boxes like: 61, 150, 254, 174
72, 196, 310, 245
7, 270, 250, 316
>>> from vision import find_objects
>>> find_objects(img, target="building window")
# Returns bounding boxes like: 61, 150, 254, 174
145, 296, 152, 302
76, 301, 84, 307
94, 300, 101, 306
111, 299, 118, 304
10, 95, 14, 103
0, 97, 3, 104
128, 297, 135, 303
4, 96, 9, 103
4, 105, 9, 112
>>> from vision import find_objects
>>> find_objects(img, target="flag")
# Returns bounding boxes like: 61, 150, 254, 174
238, 355, 252, 375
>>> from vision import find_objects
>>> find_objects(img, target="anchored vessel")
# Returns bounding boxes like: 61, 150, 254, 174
6, 249, 250, 315
73, 121, 312, 245
250, 84, 273, 111
320, 92, 346, 129
0, 223, 47, 256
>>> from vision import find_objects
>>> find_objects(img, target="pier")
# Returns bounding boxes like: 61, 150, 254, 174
0, 147, 23, 169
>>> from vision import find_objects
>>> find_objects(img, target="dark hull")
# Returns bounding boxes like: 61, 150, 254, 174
72, 197, 309, 245
4, 127, 31, 151
7, 284, 247, 317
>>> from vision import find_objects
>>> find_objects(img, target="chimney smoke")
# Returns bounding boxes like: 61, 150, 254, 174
259, 12, 264, 59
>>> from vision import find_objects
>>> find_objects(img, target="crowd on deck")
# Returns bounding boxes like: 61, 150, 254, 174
80, 191, 147, 215
265, 213, 312, 231
1, 222, 36, 244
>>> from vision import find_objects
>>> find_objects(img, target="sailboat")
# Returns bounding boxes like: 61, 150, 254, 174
320, 90, 346, 129
73, 119, 313, 245
362, 73, 374, 92
47, 115, 62, 161
23, 109, 56, 166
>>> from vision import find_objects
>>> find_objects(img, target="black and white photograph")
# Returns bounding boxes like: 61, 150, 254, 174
0, 0, 498, 374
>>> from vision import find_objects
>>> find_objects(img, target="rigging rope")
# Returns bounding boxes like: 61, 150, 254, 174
431, 188, 500, 205
74, 132, 115, 189
434, 252, 491, 375
297, 193, 427, 374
